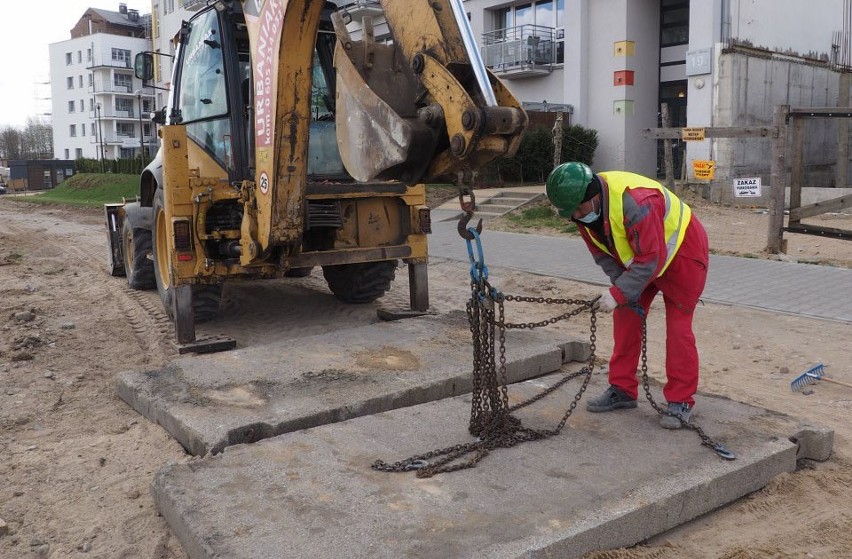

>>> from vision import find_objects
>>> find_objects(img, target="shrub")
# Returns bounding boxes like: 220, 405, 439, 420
477, 124, 598, 186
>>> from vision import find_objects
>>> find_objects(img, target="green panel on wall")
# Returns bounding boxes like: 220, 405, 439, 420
613, 100, 634, 116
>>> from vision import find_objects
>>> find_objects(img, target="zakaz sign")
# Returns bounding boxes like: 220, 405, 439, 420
734, 177, 762, 197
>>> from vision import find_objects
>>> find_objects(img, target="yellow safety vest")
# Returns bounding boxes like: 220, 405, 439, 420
588, 171, 691, 275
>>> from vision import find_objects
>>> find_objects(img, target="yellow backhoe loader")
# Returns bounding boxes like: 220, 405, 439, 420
105, 0, 527, 352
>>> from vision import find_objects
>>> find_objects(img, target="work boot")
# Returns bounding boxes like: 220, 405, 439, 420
586, 386, 637, 413
660, 402, 693, 430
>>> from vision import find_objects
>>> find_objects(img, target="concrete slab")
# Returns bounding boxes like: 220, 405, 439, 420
152, 373, 832, 559
117, 311, 589, 456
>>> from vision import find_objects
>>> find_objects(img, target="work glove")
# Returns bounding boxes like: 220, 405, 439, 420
594, 289, 618, 313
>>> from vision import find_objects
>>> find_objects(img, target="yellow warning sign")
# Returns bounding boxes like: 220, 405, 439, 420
692, 160, 715, 180
681, 127, 706, 141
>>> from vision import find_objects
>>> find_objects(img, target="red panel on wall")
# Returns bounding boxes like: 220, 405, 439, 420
614, 70, 635, 86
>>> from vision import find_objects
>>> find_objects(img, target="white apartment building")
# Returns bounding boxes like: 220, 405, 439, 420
464, 0, 847, 186
150, 0, 848, 201
50, 4, 154, 161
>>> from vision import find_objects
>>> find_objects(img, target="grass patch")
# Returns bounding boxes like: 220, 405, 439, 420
27, 173, 139, 207
506, 204, 578, 234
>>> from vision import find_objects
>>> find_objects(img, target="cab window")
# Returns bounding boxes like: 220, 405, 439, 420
177, 9, 232, 169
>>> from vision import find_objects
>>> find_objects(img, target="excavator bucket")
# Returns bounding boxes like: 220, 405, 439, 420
333, 0, 527, 185
334, 29, 440, 184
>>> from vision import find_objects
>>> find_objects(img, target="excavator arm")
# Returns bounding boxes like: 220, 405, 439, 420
334, 0, 528, 185
240, 0, 526, 261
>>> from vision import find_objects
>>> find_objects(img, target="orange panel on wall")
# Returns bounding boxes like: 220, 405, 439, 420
614, 70, 635, 86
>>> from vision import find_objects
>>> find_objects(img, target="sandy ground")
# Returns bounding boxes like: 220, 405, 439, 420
1, 194, 851, 559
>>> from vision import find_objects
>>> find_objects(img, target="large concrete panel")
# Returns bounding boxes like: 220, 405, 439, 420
117, 311, 587, 456
152, 374, 832, 559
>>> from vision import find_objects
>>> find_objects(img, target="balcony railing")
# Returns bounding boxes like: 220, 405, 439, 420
86, 59, 132, 70
91, 134, 154, 147
89, 84, 134, 94
90, 109, 138, 119
481, 24, 556, 79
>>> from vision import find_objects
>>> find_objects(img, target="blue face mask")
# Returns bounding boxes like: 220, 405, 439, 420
576, 198, 601, 224
577, 209, 600, 224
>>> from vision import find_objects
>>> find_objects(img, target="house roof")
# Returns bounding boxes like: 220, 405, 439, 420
85, 7, 149, 29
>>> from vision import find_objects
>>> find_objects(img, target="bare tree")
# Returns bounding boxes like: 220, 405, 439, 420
0, 126, 24, 161
0, 119, 53, 161
22, 117, 53, 159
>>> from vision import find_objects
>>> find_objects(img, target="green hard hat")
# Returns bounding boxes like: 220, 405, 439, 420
546, 162, 594, 218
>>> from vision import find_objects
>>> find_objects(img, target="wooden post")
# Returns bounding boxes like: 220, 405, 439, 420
661, 103, 676, 193
767, 105, 789, 254
789, 117, 805, 229
837, 73, 850, 189
551, 112, 564, 169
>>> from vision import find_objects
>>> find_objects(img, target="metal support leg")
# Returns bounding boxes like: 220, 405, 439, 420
173, 284, 196, 345
408, 261, 429, 312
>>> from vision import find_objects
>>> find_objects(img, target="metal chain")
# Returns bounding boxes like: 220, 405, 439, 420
372, 281, 599, 477
636, 316, 736, 460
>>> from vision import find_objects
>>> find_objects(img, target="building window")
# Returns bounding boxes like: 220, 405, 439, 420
64, 149, 70, 159
87, 48, 92, 62
117, 122, 135, 137
79, 75, 83, 88
88, 74, 93, 87
82, 123, 86, 136
79, 99, 85, 112
76, 148, 83, 159
114, 73, 133, 92
69, 125, 77, 137
116, 97, 134, 116
65, 52, 72, 65
111, 48, 132, 66
661, 0, 689, 47
77, 51, 82, 63
487, 0, 564, 64
67, 76, 74, 89
68, 100, 75, 113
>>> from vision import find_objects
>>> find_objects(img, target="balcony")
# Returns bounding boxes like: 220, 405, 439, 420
89, 83, 134, 94
181, 0, 207, 12
92, 134, 154, 147
342, 0, 383, 19
481, 25, 556, 79
86, 59, 132, 70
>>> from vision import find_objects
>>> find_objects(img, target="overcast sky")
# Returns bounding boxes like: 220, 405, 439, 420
0, 1, 152, 129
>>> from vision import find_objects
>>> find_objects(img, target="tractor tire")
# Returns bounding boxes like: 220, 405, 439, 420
121, 218, 155, 290
322, 260, 397, 304
152, 189, 223, 323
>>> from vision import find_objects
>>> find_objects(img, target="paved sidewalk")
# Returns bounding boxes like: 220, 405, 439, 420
430, 209, 852, 323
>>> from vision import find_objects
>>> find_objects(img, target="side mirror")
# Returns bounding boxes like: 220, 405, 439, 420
134, 52, 155, 81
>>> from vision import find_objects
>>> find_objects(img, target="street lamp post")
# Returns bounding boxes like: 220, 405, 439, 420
135, 90, 145, 163
96, 103, 105, 173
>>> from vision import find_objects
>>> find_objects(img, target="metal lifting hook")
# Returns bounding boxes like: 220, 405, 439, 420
458, 213, 483, 240
457, 190, 482, 240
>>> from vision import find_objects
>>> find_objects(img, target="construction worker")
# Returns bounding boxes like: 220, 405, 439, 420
546, 162, 709, 429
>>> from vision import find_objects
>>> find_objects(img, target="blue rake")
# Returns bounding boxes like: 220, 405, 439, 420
791, 363, 852, 392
